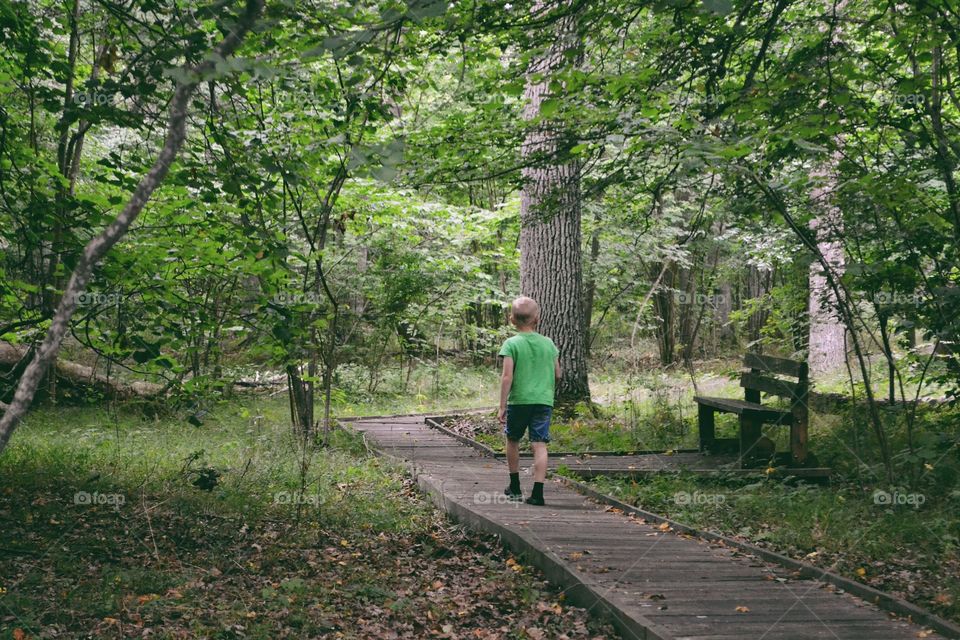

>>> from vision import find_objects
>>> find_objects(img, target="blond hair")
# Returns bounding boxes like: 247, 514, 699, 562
510, 296, 540, 328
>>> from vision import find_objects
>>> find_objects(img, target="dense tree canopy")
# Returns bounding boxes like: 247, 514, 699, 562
1, 0, 959, 464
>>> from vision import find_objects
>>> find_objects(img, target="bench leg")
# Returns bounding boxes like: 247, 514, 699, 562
791, 410, 809, 466
698, 404, 716, 453
739, 416, 762, 468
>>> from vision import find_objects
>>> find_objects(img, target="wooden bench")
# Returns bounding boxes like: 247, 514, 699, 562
695, 353, 810, 467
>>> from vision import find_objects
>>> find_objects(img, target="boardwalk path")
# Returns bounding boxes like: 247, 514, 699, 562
343, 414, 950, 640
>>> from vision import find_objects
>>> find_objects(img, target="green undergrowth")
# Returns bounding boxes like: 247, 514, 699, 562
0, 398, 613, 639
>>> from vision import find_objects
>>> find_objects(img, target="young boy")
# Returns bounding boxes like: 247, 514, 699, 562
497, 296, 561, 506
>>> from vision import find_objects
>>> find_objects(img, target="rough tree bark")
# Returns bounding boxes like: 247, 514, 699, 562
0, 0, 264, 455
807, 152, 847, 377
518, 0, 590, 407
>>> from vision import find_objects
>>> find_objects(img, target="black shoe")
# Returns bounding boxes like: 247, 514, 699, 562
504, 486, 522, 501
525, 495, 545, 506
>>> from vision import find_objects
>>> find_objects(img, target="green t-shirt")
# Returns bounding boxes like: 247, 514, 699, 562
498, 332, 560, 406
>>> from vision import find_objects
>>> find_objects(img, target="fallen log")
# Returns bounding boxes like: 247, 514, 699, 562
0, 341, 164, 403
808, 390, 949, 414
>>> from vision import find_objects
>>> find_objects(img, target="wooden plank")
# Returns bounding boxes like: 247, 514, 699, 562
569, 467, 833, 480
791, 406, 810, 465
739, 414, 762, 467
740, 372, 803, 401
694, 396, 791, 423
743, 352, 808, 378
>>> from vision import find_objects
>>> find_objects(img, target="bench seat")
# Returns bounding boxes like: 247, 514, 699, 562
694, 396, 793, 424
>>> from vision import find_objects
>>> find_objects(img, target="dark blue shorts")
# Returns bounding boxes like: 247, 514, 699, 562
505, 404, 552, 443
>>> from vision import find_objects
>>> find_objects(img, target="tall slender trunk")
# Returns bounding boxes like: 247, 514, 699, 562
582, 210, 601, 356
652, 261, 676, 366
807, 152, 847, 376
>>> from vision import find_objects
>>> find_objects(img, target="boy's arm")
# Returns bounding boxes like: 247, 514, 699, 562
554, 358, 562, 382
498, 356, 514, 424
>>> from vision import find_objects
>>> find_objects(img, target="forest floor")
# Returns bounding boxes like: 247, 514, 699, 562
0, 397, 614, 639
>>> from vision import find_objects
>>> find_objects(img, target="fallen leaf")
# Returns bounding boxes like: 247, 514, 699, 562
735, 606, 750, 613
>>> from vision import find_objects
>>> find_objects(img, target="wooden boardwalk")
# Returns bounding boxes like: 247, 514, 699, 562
343, 414, 953, 640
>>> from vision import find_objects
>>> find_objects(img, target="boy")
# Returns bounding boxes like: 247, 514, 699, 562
497, 296, 561, 506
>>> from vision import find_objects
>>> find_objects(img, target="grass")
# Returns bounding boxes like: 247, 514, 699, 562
0, 388, 613, 639
329, 361, 498, 416
459, 409, 696, 453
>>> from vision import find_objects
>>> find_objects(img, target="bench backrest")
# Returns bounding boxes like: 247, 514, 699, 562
740, 353, 809, 408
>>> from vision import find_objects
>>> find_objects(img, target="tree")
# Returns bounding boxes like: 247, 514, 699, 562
807, 154, 848, 377
518, 1, 590, 407
0, 0, 264, 455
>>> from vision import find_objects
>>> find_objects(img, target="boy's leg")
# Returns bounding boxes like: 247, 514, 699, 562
503, 405, 526, 498
506, 438, 520, 474
531, 441, 548, 482
505, 439, 521, 498
526, 406, 551, 505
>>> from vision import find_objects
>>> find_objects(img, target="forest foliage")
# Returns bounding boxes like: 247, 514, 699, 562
0, 0, 959, 460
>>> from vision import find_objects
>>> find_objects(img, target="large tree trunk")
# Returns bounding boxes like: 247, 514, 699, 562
807, 153, 847, 377
518, 1, 590, 407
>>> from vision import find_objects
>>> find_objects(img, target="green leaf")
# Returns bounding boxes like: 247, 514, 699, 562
539, 98, 561, 118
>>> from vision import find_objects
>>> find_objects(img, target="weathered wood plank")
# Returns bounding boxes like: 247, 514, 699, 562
740, 372, 804, 401
744, 352, 809, 378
